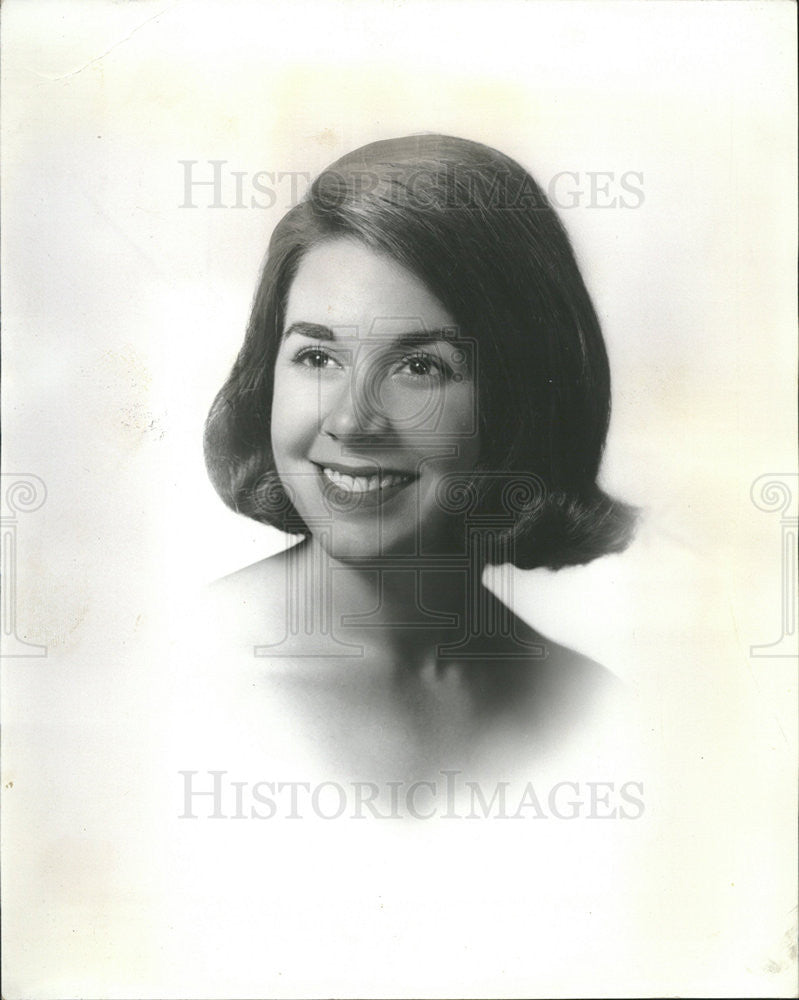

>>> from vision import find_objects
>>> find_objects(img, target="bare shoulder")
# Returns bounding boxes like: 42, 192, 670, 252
487, 596, 621, 689
529, 625, 620, 690
200, 541, 307, 648
209, 543, 298, 598
465, 601, 624, 744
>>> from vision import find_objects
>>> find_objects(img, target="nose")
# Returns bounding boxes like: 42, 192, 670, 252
319, 358, 392, 441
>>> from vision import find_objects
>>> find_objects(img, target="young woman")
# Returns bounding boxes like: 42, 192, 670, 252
201, 134, 636, 776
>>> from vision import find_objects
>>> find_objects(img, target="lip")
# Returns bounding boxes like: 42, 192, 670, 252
310, 461, 418, 510
310, 459, 415, 477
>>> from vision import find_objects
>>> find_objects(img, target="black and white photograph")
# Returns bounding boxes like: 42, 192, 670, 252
2, 1, 796, 997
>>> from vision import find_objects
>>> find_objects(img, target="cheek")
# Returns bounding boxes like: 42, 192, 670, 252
430, 384, 480, 466
270, 370, 319, 459
381, 381, 478, 442
269, 382, 290, 459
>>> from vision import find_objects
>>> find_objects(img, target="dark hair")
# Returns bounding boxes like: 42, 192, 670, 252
204, 134, 636, 569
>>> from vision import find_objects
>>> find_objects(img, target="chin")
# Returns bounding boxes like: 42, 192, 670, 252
313, 524, 416, 563
311, 513, 465, 564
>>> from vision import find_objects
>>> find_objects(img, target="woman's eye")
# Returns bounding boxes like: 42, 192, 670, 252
293, 347, 339, 370
398, 353, 446, 379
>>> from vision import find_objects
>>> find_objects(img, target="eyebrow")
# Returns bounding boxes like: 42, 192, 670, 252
282, 321, 456, 348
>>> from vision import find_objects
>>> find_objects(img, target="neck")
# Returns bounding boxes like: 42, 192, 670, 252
294, 535, 487, 657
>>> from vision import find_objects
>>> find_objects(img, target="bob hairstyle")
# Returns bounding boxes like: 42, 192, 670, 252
205, 134, 636, 569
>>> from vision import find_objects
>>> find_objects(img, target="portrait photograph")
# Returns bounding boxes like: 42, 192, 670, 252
1, 1, 796, 997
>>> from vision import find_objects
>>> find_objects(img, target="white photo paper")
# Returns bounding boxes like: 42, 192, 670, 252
2, 2, 796, 997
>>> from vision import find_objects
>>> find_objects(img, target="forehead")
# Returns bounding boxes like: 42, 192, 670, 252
283, 238, 455, 338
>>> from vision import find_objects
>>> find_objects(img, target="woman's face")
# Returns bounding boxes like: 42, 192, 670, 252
271, 238, 480, 560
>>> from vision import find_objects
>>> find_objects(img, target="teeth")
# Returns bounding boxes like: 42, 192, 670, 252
322, 467, 410, 492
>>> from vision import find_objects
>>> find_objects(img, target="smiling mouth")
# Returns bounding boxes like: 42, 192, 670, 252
312, 462, 417, 498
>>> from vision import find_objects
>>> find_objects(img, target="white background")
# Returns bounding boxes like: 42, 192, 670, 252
2, 1, 796, 997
